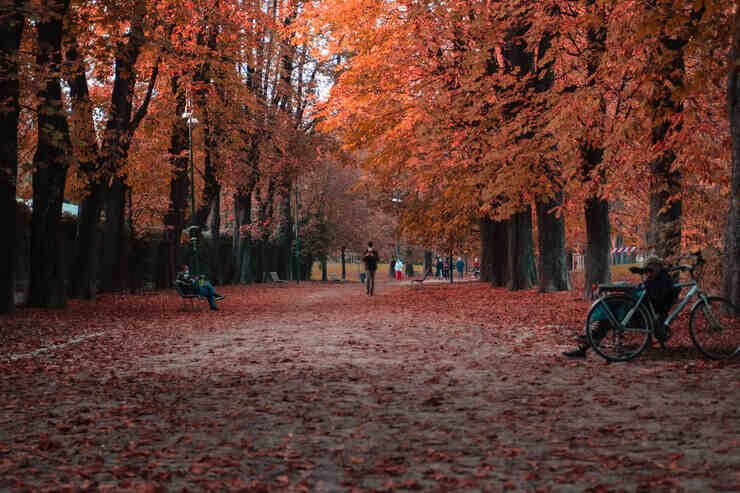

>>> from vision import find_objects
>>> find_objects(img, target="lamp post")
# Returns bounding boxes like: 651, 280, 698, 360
294, 180, 300, 284
392, 191, 402, 259
182, 107, 199, 277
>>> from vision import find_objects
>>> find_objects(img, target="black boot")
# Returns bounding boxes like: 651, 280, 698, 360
563, 345, 588, 358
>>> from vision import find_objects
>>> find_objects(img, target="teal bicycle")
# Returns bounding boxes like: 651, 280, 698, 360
585, 252, 740, 362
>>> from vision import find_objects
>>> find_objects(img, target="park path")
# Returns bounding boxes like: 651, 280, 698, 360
1, 281, 739, 492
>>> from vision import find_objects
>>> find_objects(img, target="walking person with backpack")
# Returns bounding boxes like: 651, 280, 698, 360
362, 242, 380, 295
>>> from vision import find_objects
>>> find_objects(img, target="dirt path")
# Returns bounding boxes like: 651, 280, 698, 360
1, 282, 738, 492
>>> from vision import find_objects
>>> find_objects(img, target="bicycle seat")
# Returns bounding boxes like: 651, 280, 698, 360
596, 282, 632, 292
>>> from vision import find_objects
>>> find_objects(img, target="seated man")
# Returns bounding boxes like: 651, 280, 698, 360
563, 256, 676, 358
177, 265, 224, 311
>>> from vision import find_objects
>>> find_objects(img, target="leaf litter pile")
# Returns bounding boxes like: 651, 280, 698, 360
1, 281, 738, 492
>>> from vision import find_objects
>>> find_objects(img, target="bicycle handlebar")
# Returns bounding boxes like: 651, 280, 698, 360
629, 250, 704, 280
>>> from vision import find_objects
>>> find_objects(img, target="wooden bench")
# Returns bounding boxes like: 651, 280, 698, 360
411, 269, 434, 289
263, 271, 288, 283
174, 280, 206, 310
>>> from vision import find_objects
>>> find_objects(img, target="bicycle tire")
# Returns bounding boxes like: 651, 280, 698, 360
586, 294, 652, 362
689, 296, 740, 360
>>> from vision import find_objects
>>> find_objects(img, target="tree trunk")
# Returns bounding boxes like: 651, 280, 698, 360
484, 218, 510, 287
646, 10, 696, 261
66, 36, 103, 300
648, 157, 682, 260
321, 256, 328, 281
69, 186, 103, 298
0, 0, 25, 314
584, 196, 611, 299
424, 250, 432, 276
97, 0, 150, 292
27, 0, 72, 309
100, 177, 128, 292
195, 113, 221, 238
536, 197, 571, 292
341, 247, 346, 280
276, 187, 292, 281
725, 5, 740, 306
164, 77, 189, 288
479, 218, 493, 283
506, 208, 536, 291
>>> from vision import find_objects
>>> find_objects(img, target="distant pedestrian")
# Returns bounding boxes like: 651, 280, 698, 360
473, 257, 480, 278
362, 242, 379, 296
395, 258, 404, 281
456, 257, 465, 280
436, 257, 443, 279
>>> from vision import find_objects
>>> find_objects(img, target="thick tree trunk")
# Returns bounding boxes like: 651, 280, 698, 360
424, 250, 432, 276
276, 188, 292, 281
648, 156, 682, 260
27, 0, 72, 309
536, 197, 571, 292
506, 207, 536, 291
100, 177, 128, 292
484, 218, 510, 287
341, 247, 346, 280
163, 77, 189, 288
0, 0, 25, 314
479, 218, 493, 283
321, 257, 328, 281
584, 196, 611, 299
69, 186, 103, 298
646, 14, 694, 261
66, 37, 103, 300
232, 190, 254, 283
725, 6, 740, 306
97, 0, 150, 292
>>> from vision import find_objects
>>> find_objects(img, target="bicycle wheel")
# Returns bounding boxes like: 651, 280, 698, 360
689, 297, 740, 359
586, 294, 652, 362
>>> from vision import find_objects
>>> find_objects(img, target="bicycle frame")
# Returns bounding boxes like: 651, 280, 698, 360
596, 279, 705, 335
662, 280, 699, 327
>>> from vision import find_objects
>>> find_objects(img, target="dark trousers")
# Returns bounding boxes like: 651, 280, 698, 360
366, 269, 376, 295
198, 282, 218, 309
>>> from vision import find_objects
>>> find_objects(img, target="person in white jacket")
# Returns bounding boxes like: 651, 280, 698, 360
394, 259, 404, 281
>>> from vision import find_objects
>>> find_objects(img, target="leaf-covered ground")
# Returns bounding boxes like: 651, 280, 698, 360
1, 280, 738, 492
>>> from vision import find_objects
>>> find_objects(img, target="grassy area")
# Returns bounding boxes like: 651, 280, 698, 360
311, 261, 639, 281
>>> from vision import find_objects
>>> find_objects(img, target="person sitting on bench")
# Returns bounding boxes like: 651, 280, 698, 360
177, 264, 224, 311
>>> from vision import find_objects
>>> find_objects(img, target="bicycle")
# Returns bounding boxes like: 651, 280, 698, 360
585, 251, 740, 362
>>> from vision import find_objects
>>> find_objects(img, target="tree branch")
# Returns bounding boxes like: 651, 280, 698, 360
130, 56, 160, 132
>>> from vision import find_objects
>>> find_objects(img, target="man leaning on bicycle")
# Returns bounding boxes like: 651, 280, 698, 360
563, 256, 676, 359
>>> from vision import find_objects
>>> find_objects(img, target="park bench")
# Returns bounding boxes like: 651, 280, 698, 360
411, 269, 434, 289
174, 279, 206, 310
263, 271, 288, 283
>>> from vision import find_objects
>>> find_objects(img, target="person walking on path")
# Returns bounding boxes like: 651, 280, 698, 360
395, 258, 404, 281
456, 257, 465, 280
436, 257, 444, 279
362, 242, 380, 295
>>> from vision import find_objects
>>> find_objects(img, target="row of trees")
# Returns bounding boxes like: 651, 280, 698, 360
0, 0, 387, 314
2, 0, 739, 312
294, 0, 739, 299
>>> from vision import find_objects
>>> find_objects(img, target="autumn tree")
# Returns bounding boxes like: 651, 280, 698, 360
725, 2, 740, 305
0, 0, 26, 314
27, 0, 73, 309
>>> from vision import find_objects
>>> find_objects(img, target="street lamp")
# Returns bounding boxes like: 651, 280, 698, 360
182, 107, 199, 277
294, 179, 300, 284
392, 191, 402, 258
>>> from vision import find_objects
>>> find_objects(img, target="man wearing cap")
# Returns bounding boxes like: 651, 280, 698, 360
563, 256, 677, 358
